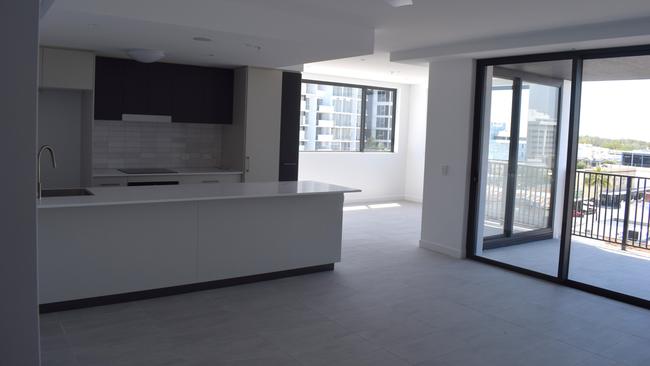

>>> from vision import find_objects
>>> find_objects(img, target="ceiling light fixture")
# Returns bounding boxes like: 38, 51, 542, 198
193, 36, 212, 42
384, 0, 413, 7
126, 49, 165, 63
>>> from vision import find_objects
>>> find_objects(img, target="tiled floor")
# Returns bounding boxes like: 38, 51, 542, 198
41, 201, 650, 365
481, 235, 650, 300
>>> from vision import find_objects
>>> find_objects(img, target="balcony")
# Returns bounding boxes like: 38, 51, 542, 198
481, 163, 650, 300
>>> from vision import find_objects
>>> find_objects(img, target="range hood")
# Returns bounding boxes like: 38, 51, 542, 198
121, 114, 172, 123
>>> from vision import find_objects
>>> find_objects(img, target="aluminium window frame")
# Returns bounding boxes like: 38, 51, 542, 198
482, 66, 565, 249
301, 79, 398, 153
466, 43, 650, 310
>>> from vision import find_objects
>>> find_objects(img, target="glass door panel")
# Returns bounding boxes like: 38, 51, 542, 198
475, 60, 571, 276
513, 82, 560, 234
483, 77, 513, 238
568, 55, 650, 301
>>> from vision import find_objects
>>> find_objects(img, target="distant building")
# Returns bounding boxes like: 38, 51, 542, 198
525, 111, 556, 166
578, 143, 622, 164
622, 151, 650, 168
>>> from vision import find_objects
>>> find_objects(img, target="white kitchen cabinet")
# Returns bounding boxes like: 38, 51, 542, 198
222, 67, 282, 182
37, 184, 352, 304
40, 47, 95, 90
38, 202, 198, 303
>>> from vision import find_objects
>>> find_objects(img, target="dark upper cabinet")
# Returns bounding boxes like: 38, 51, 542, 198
148, 63, 173, 116
94, 57, 125, 120
94, 57, 233, 124
122, 61, 149, 115
171, 65, 205, 123
123, 61, 173, 116
210, 69, 234, 124
171, 66, 233, 124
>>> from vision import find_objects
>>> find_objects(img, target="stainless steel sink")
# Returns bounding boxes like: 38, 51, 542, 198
41, 189, 94, 197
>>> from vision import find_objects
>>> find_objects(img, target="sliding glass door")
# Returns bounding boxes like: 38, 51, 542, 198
475, 62, 566, 275
568, 54, 650, 302
469, 46, 650, 308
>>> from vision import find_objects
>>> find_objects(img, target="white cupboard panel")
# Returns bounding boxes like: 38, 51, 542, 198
40, 47, 95, 90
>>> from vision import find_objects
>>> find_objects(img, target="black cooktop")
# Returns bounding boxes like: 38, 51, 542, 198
118, 168, 178, 174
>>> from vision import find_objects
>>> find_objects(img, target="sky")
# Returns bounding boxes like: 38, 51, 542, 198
490, 79, 650, 142
580, 80, 650, 141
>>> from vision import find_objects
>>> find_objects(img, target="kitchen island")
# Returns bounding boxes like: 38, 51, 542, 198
38, 181, 359, 311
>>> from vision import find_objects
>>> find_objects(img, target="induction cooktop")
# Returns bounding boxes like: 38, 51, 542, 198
118, 168, 178, 174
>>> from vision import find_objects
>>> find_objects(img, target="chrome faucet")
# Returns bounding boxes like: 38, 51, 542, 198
38, 145, 57, 199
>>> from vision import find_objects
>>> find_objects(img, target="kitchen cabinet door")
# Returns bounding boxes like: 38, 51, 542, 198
172, 65, 205, 123
40, 47, 95, 90
122, 61, 149, 115
208, 69, 234, 124
243, 68, 282, 182
147, 62, 173, 116
278, 72, 302, 181
94, 57, 125, 120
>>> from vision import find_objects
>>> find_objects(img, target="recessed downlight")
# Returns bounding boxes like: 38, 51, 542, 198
244, 43, 262, 51
384, 0, 413, 7
192, 36, 212, 42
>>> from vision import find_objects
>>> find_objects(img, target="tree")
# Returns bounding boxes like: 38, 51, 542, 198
576, 160, 588, 170
585, 166, 611, 203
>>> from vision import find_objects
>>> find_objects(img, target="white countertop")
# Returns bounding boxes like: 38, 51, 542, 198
38, 181, 360, 209
93, 168, 243, 177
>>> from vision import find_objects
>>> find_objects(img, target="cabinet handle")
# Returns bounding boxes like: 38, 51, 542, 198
202, 179, 220, 183
100, 183, 121, 187
245, 156, 250, 173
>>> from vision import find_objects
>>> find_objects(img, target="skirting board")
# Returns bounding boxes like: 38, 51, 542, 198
404, 195, 423, 203
39, 264, 334, 313
343, 195, 406, 204
419, 239, 464, 258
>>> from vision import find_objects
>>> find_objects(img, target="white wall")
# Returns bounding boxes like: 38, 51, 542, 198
39, 89, 83, 188
0, 0, 41, 364
298, 73, 412, 203
419, 59, 475, 258
299, 73, 429, 203
404, 84, 428, 202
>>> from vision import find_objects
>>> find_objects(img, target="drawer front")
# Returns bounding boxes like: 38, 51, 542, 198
127, 174, 183, 184
180, 174, 242, 184
93, 176, 127, 187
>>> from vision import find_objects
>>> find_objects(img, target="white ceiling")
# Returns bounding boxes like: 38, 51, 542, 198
39, 0, 375, 68
500, 56, 650, 82
304, 53, 428, 85
40, 0, 650, 68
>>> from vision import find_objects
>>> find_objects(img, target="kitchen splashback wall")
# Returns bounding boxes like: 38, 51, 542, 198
93, 120, 222, 168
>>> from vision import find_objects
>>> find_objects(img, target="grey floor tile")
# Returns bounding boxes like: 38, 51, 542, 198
288, 333, 385, 366
189, 354, 303, 366
258, 319, 357, 353
598, 334, 650, 366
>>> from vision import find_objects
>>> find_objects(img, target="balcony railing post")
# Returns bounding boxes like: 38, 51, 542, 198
621, 177, 633, 251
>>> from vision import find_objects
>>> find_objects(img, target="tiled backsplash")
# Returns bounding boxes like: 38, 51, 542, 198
93, 121, 222, 169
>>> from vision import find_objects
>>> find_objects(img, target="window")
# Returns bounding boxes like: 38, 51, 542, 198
300, 80, 397, 152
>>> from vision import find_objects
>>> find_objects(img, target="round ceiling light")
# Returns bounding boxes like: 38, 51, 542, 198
126, 49, 165, 63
